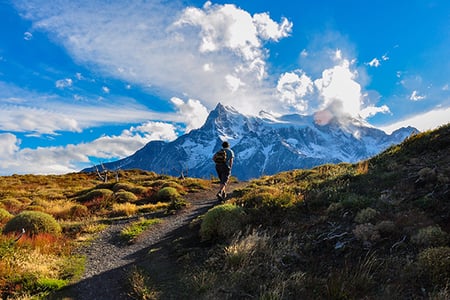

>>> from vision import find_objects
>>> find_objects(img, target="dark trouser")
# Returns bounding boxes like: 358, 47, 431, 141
215, 163, 231, 185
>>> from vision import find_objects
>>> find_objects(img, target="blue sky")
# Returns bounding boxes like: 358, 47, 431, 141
0, 0, 449, 175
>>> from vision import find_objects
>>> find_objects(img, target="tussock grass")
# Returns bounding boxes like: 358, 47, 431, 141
0, 170, 209, 298
178, 123, 450, 299
119, 218, 161, 243
1, 124, 449, 299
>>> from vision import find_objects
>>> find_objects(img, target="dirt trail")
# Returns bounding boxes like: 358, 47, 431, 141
55, 183, 242, 300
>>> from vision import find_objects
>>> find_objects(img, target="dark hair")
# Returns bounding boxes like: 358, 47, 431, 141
222, 141, 230, 148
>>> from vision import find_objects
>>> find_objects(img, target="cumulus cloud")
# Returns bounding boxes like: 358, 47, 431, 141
276, 49, 389, 122
170, 97, 209, 132
14, 0, 292, 114
276, 70, 314, 112
0, 133, 20, 159
314, 58, 362, 117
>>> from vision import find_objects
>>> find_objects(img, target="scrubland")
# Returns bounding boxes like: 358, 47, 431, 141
1, 123, 449, 299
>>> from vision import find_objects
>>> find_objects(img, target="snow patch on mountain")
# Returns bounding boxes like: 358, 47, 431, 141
83, 103, 419, 180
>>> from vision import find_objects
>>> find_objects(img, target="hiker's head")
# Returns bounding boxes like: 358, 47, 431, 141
222, 141, 230, 148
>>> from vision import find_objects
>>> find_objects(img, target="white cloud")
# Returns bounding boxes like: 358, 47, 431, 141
276, 49, 390, 120
252, 12, 292, 41
367, 58, 380, 67
170, 97, 208, 132
0, 82, 178, 135
55, 78, 73, 89
23, 31, 33, 40
314, 57, 362, 117
0, 122, 177, 175
367, 54, 389, 67
102, 86, 110, 94
410, 90, 426, 101
15, 0, 291, 115
276, 70, 313, 112
0, 133, 20, 159
359, 105, 390, 119
379, 106, 450, 133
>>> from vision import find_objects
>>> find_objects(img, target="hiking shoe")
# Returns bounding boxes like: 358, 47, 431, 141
221, 191, 227, 199
216, 192, 223, 201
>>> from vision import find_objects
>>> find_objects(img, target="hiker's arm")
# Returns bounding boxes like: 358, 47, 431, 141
229, 157, 233, 169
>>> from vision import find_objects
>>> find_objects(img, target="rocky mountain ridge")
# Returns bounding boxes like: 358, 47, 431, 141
83, 103, 418, 180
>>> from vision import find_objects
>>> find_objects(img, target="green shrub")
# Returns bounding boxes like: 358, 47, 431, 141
156, 187, 181, 202
161, 181, 185, 192
35, 277, 67, 293
354, 208, 378, 224
3, 211, 61, 236
200, 204, 246, 241
375, 220, 398, 236
69, 204, 89, 220
237, 187, 296, 209
412, 225, 449, 247
114, 190, 139, 203
0, 208, 13, 223
113, 182, 147, 195
166, 197, 187, 212
76, 188, 113, 203
341, 193, 372, 211
417, 247, 450, 286
120, 218, 161, 243
112, 182, 135, 192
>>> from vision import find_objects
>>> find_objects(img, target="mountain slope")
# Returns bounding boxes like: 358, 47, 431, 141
84, 103, 418, 180
172, 123, 450, 299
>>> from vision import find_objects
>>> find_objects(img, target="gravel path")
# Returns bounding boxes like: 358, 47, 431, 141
55, 184, 233, 300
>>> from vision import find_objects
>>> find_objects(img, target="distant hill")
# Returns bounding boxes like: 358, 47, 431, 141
83, 103, 418, 180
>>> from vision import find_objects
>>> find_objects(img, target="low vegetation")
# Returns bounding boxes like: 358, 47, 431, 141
0, 170, 210, 299
1, 123, 449, 299
120, 217, 162, 243
175, 123, 449, 299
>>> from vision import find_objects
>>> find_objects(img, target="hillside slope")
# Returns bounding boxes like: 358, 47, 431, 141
157, 123, 450, 299
1, 124, 448, 299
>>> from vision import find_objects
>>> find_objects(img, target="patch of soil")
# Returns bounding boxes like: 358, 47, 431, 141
53, 182, 244, 300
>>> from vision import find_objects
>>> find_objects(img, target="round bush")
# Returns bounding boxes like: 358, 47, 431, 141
77, 189, 113, 203
200, 204, 246, 241
412, 225, 449, 247
156, 187, 181, 202
114, 190, 139, 203
161, 181, 185, 193
0, 208, 13, 223
417, 246, 450, 286
354, 207, 378, 224
3, 210, 61, 236
69, 204, 89, 219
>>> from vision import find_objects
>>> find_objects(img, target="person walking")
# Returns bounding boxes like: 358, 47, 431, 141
213, 141, 234, 201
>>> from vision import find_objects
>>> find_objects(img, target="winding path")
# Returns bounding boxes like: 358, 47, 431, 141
55, 183, 239, 300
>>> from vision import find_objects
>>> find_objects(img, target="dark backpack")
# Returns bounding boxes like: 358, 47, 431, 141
213, 149, 227, 164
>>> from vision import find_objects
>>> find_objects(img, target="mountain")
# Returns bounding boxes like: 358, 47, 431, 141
83, 103, 418, 180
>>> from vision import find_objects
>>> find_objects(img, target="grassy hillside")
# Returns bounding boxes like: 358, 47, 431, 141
171, 123, 450, 299
0, 123, 449, 299
0, 170, 211, 299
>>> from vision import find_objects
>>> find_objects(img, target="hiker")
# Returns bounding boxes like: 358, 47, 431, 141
213, 141, 234, 201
